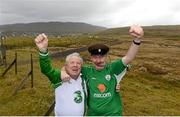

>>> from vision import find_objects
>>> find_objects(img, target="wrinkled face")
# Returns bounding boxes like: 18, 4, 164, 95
65, 56, 82, 79
91, 55, 106, 70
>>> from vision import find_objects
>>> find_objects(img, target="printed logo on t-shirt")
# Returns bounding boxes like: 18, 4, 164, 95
73, 90, 82, 103
105, 74, 111, 81
98, 84, 106, 93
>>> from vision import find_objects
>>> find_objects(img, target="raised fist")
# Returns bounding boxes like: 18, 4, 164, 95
34, 33, 48, 53
129, 25, 144, 39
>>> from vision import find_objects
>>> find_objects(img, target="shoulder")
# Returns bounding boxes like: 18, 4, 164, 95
106, 59, 127, 73
82, 64, 94, 70
111, 58, 127, 67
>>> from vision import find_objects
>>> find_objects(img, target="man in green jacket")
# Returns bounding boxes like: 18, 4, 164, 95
62, 25, 144, 116
35, 34, 87, 116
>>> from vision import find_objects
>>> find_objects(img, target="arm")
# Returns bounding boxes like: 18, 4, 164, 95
35, 34, 61, 84
39, 52, 61, 84
122, 25, 144, 65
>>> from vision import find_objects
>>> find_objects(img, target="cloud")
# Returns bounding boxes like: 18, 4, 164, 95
0, 0, 180, 27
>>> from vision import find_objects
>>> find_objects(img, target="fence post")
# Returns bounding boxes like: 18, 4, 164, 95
3, 48, 7, 67
31, 54, 33, 88
0, 36, 6, 66
15, 52, 17, 74
2, 52, 17, 77
12, 53, 34, 95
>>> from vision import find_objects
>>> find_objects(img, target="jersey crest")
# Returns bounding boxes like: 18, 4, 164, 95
105, 74, 111, 81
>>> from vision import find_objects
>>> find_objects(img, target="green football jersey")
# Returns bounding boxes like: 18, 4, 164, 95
81, 59, 127, 116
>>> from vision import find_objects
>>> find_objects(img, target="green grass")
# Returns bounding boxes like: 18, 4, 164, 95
0, 25, 180, 115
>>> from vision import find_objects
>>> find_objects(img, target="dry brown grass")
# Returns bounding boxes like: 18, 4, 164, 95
0, 25, 180, 115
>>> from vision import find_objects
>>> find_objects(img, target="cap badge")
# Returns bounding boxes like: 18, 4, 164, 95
98, 49, 101, 52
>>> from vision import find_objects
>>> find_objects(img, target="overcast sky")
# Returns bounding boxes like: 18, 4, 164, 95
0, 0, 180, 28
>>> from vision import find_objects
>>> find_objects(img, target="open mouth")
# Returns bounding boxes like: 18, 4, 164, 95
72, 69, 79, 72
96, 63, 104, 67
95, 64, 105, 69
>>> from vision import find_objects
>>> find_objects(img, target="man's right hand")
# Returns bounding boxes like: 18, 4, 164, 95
34, 33, 48, 53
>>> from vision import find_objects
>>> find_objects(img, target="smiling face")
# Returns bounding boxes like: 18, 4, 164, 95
91, 55, 107, 70
65, 56, 82, 79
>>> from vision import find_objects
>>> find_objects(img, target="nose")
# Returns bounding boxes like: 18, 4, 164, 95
74, 63, 78, 66
96, 58, 101, 63
95, 56, 103, 63
73, 62, 80, 67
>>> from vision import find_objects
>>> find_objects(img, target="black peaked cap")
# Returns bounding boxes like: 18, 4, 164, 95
88, 43, 109, 55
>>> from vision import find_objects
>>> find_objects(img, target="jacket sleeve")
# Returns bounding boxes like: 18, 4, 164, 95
39, 52, 62, 85
110, 59, 127, 75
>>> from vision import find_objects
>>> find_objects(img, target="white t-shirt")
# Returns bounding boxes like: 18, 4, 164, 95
54, 76, 86, 116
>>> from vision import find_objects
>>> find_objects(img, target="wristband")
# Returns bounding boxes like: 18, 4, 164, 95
39, 49, 48, 54
39, 48, 48, 54
133, 40, 141, 45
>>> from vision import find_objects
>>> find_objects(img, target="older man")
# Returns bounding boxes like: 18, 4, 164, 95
62, 25, 144, 116
35, 34, 86, 116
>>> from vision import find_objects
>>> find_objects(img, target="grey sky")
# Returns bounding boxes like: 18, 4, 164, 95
0, 0, 180, 28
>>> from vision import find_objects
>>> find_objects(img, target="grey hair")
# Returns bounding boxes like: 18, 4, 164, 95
65, 52, 83, 64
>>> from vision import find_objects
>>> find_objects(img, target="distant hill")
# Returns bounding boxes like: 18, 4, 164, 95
96, 25, 180, 39
0, 21, 107, 35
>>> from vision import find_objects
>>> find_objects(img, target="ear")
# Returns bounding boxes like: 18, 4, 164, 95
64, 65, 68, 72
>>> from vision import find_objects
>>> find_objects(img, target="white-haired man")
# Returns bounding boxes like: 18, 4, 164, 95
35, 34, 87, 116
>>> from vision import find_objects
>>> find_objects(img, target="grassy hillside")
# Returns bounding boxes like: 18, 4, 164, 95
0, 25, 180, 115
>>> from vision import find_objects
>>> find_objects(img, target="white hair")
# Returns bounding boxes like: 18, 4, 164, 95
65, 52, 83, 64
